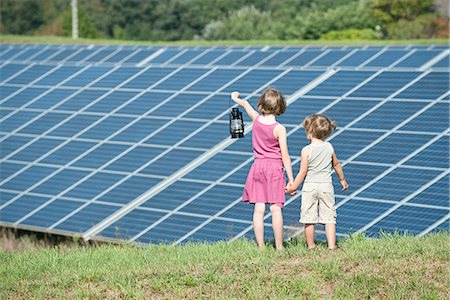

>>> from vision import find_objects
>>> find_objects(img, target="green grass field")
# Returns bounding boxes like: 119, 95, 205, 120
1, 232, 448, 299
1, 35, 448, 46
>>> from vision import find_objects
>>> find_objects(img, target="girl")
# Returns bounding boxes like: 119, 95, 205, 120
286, 114, 348, 250
231, 88, 294, 251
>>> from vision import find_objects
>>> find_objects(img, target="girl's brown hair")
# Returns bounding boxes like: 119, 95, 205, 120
257, 88, 286, 116
303, 114, 337, 139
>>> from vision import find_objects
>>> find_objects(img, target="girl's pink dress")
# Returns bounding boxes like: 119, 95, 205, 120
242, 116, 286, 208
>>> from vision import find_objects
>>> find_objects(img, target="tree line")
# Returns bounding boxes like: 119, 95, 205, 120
0, 0, 448, 41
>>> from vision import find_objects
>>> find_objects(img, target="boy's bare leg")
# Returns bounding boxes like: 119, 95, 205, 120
253, 203, 266, 249
304, 224, 315, 249
325, 223, 337, 249
270, 204, 284, 251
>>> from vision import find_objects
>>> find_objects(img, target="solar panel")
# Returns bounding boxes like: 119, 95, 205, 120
0, 44, 448, 244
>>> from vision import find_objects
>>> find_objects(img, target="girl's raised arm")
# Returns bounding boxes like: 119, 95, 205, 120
230, 91, 259, 121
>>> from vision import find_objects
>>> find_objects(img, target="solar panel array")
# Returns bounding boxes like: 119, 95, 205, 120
0, 43, 448, 244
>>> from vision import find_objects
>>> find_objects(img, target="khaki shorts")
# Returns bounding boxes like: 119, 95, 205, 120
300, 182, 336, 224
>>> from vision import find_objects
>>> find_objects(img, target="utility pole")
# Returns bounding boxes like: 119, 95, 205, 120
71, 0, 79, 39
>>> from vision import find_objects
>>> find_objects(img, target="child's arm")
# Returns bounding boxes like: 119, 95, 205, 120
332, 152, 349, 190
230, 91, 259, 121
275, 125, 294, 184
286, 147, 309, 195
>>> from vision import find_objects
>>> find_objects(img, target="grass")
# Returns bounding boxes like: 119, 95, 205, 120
1, 231, 448, 299
1, 34, 448, 46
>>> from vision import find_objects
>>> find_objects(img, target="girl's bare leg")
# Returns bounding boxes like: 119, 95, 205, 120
253, 203, 266, 249
304, 224, 315, 249
325, 223, 336, 249
270, 204, 284, 251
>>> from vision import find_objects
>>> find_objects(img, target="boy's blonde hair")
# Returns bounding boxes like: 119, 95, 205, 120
257, 88, 286, 116
303, 114, 337, 139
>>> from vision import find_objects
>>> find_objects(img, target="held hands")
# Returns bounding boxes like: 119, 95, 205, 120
340, 179, 349, 190
285, 181, 296, 196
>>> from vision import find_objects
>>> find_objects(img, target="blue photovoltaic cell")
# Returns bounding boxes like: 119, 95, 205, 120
395, 72, 449, 100
141, 180, 208, 210
187, 68, 244, 92
179, 122, 229, 149
31, 49, 60, 61
408, 174, 449, 207
0, 63, 28, 81
352, 101, 428, 130
154, 68, 209, 90
19, 112, 70, 135
349, 72, 420, 98
222, 162, 252, 185
48, 114, 100, 138
183, 152, 252, 182
394, 50, 441, 68
149, 49, 182, 64
431, 218, 449, 233
306, 71, 375, 97
0, 162, 27, 182
55, 203, 121, 233
105, 146, 165, 173
40, 141, 96, 166
104, 49, 136, 63
286, 51, 322, 66
169, 50, 204, 64
0, 111, 37, 132
80, 116, 133, 140
31, 169, 90, 196
260, 51, 296, 66
21, 199, 85, 228
223, 69, 284, 94
71, 143, 130, 169
86, 91, 139, 113
1, 165, 56, 192
63, 66, 110, 87
34, 66, 83, 86
84, 49, 116, 63
331, 163, 388, 196
136, 214, 207, 244
404, 136, 449, 169
336, 200, 393, 234
149, 93, 204, 117
91, 67, 141, 88
214, 51, 247, 65
330, 130, 384, 160
366, 205, 448, 236
145, 120, 205, 146
431, 55, 449, 68
355, 133, 433, 164
10, 138, 64, 162
364, 50, 409, 67
123, 67, 176, 89
13, 49, 40, 61
62, 172, 125, 200
219, 200, 253, 221
139, 149, 204, 177
236, 51, 274, 66
27, 89, 77, 109
0, 86, 20, 101
0, 135, 32, 159
184, 95, 230, 120
278, 97, 334, 125
111, 118, 167, 143
322, 99, 380, 127
47, 49, 79, 62
0, 194, 50, 223
97, 175, 161, 205
123, 49, 156, 63
117, 92, 173, 115
358, 167, 440, 201
269, 70, 323, 95
310, 50, 351, 66
99, 209, 166, 240
2, 87, 48, 108
55, 90, 107, 111
399, 102, 449, 133
190, 50, 226, 65
65, 49, 97, 62
0, 191, 19, 207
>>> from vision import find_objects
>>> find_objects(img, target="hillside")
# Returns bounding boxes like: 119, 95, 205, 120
1, 233, 448, 299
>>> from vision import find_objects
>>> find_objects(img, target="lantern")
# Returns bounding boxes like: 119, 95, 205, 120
229, 107, 244, 139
